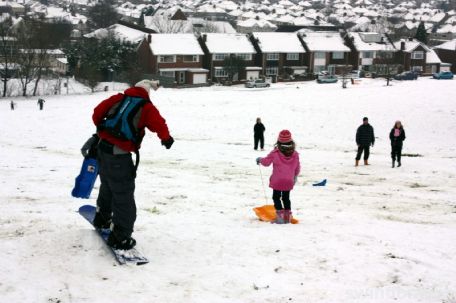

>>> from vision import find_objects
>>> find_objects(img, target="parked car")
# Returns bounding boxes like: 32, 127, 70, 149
432, 71, 454, 80
394, 71, 418, 80
245, 79, 270, 88
316, 73, 338, 83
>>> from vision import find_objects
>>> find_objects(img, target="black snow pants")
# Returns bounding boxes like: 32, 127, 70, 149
391, 143, 402, 163
356, 145, 370, 161
96, 149, 136, 237
273, 190, 291, 210
254, 135, 264, 150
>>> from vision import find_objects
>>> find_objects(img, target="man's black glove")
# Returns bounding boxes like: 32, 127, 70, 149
161, 137, 174, 149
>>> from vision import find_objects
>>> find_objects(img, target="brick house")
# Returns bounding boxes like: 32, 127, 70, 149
393, 38, 441, 75
249, 32, 307, 81
137, 33, 208, 86
197, 33, 260, 82
299, 31, 351, 75
433, 39, 456, 73
344, 32, 399, 76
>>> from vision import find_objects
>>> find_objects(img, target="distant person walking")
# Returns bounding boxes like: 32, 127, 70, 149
37, 98, 45, 110
389, 120, 406, 168
355, 117, 375, 166
10, 100, 15, 110
254, 117, 265, 150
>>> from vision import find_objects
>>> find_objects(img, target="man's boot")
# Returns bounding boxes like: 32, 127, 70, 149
392, 159, 395, 168
355, 160, 359, 167
364, 160, 369, 165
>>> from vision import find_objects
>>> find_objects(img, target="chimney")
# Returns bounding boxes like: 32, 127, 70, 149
147, 34, 151, 44
202, 34, 207, 42
400, 40, 405, 51
408, 37, 413, 42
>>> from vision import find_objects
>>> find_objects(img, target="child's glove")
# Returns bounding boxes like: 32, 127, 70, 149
161, 136, 174, 149
256, 157, 262, 165
294, 176, 297, 185
81, 134, 99, 158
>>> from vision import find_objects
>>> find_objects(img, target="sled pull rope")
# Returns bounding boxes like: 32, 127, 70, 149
258, 165, 268, 204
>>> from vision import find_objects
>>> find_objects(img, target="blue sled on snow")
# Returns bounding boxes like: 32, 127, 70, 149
71, 157, 99, 199
312, 179, 327, 187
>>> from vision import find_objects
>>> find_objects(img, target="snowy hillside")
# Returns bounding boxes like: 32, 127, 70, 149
1, 78, 456, 302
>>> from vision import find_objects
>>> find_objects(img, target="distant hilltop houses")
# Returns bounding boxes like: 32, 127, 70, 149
0, 0, 456, 90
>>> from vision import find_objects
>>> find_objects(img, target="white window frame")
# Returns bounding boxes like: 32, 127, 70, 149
286, 53, 299, 61
362, 51, 374, 58
214, 68, 228, 77
411, 51, 424, 60
332, 52, 344, 60
213, 53, 229, 61
314, 52, 326, 59
236, 53, 252, 61
183, 55, 199, 62
412, 65, 423, 72
266, 53, 279, 61
159, 71, 175, 78
265, 66, 278, 75
158, 55, 176, 63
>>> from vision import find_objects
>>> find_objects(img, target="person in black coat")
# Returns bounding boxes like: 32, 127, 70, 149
355, 117, 375, 166
389, 121, 406, 168
254, 117, 265, 150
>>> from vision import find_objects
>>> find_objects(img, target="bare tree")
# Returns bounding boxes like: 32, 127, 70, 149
149, 17, 187, 33
0, 18, 15, 97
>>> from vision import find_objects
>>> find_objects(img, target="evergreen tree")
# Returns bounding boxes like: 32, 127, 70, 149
415, 21, 428, 44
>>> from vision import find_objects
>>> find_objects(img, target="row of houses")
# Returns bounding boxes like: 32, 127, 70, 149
135, 31, 451, 86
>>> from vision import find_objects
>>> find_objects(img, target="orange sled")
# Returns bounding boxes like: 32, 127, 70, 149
253, 205, 299, 224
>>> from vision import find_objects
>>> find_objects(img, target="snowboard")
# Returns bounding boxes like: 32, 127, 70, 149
78, 205, 149, 265
72, 158, 98, 199
253, 205, 299, 224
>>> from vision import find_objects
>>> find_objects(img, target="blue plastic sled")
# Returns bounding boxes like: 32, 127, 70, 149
72, 158, 99, 199
312, 179, 327, 186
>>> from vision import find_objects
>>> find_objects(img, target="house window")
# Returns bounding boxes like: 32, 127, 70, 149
236, 53, 252, 61
183, 55, 199, 62
314, 52, 326, 59
412, 66, 423, 72
266, 53, 279, 61
314, 65, 325, 73
214, 68, 228, 77
362, 51, 374, 58
286, 53, 299, 60
411, 51, 424, 60
158, 55, 176, 63
213, 54, 229, 61
160, 71, 175, 78
332, 52, 344, 59
265, 66, 278, 75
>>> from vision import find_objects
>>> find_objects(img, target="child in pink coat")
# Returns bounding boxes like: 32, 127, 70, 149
256, 130, 300, 224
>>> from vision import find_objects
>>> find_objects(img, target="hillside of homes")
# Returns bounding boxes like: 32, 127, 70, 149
1, 0, 456, 95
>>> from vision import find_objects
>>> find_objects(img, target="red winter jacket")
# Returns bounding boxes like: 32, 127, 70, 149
93, 87, 171, 152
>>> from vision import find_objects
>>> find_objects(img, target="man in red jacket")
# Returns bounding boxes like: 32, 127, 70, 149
91, 79, 174, 250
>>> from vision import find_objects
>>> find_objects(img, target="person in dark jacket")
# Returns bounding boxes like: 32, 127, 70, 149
37, 98, 45, 110
389, 120, 406, 168
254, 117, 265, 150
355, 117, 375, 166
89, 79, 174, 250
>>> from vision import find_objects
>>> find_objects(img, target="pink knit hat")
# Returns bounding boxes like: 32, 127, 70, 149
278, 130, 293, 143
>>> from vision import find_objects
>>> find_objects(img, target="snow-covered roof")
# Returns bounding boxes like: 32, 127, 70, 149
237, 18, 277, 29
150, 34, 204, 55
84, 24, 147, 43
202, 33, 256, 54
426, 49, 442, 64
300, 31, 350, 52
393, 39, 431, 53
252, 32, 306, 53
350, 32, 395, 51
434, 39, 456, 51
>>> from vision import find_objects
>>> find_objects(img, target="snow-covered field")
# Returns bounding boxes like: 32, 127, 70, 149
1, 78, 456, 303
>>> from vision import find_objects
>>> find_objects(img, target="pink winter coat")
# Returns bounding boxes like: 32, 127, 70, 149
260, 149, 300, 191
